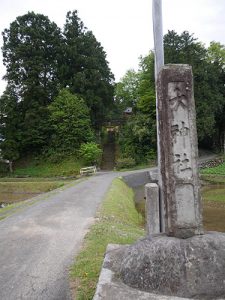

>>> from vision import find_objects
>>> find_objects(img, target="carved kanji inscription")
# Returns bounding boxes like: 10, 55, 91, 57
157, 65, 203, 238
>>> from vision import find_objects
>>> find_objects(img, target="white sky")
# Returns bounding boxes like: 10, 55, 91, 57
0, 0, 225, 96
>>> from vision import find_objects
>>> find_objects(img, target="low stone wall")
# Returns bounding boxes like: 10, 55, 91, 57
199, 158, 224, 169
121, 171, 151, 189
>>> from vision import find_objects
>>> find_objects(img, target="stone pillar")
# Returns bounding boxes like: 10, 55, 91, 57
145, 183, 160, 235
157, 64, 203, 238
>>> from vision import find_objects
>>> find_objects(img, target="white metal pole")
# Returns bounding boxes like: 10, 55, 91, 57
152, 0, 164, 231
152, 0, 164, 77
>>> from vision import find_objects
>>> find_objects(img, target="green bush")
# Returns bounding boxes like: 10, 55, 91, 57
79, 142, 102, 166
0, 161, 9, 175
48, 89, 94, 153
115, 157, 136, 170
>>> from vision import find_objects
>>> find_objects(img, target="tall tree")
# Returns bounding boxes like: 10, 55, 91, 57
164, 30, 225, 148
2, 12, 62, 153
0, 87, 21, 162
62, 11, 114, 128
207, 42, 225, 150
115, 69, 140, 111
117, 52, 157, 162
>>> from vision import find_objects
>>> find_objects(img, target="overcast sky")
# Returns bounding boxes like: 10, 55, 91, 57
0, 0, 225, 95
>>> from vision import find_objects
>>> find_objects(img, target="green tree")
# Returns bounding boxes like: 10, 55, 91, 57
2, 11, 62, 104
115, 69, 140, 112
62, 11, 114, 128
0, 87, 21, 162
164, 30, 225, 148
117, 52, 157, 163
79, 142, 102, 165
207, 42, 225, 150
2, 12, 62, 154
48, 89, 94, 154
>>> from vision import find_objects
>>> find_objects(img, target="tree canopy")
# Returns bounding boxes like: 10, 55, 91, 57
0, 10, 114, 160
48, 89, 94, 154
116, 31, 225, 164
164, 30, 225, 148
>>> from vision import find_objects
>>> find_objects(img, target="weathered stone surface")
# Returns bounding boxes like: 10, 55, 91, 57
120, 232, 225, 299
93, 244, 190, 300
122, 171, 151, 188
145, 183, 160, 234
157, 64, 203, 238
149, 169, 158, 182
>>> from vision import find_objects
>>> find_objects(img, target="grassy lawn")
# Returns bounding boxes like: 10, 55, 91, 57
12, 157, 82, 177
201, 161, 225, 175
70, 178, 144, 300
118, 162, 156, 172
203, 185, 225, 202
0, 155, 83, 206
201, 174, 225, 184
0, 180, 66, 204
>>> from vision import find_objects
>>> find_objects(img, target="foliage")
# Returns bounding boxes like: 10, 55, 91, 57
115, 157, 136, 170
114, 69, 140, 112
1, 10, 114, 163
116, 31, 225, 163
0, 87, 21, 161
2, 12, 62, 154
136, 53, 155, 114
79, 142, 102, 166
48, 89, 94, 154
62, 11, 114, 128
116, 52, 157, 163
0, 162, 9, 175
164, 30, 225, 149
207, 41, 225, 150
70, 178, 144, 299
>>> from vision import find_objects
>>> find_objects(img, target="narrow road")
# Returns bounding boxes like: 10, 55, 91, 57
0, 172, 118, 300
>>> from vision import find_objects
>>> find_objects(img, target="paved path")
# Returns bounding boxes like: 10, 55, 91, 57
0, 172, 120, 300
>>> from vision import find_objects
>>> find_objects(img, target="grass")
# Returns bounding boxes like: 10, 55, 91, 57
201, 172, 225, 232
0, 178, 83, 221
118, 161, 156, 172
0, 180, 66, 204
12, 157, 82, 177
200, 165, 225, 231
203, 186, 225, 202
201, 161, 225, 175
201, 174, 225, 184
202, 184, 225, 232
70, 178, 144, 300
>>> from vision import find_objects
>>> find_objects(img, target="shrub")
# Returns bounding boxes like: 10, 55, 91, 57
115, 157, 136, 170
48, 89, 94, 153
0, 161, 9, 175
79, 142, 102, 166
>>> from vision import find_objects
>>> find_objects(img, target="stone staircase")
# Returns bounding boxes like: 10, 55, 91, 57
101, 132, 115, 170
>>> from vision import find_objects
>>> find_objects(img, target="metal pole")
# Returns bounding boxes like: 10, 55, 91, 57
152, 0, 165, 231
152, 0, 164, 77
